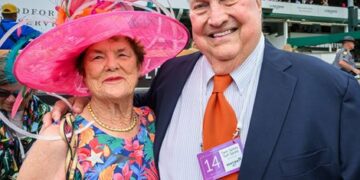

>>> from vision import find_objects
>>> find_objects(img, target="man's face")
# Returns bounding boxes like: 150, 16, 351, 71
189, 0, 262, 64
344, 41, 355, 50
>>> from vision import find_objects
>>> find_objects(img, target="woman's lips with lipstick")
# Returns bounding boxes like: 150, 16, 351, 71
103, 76, 123, 83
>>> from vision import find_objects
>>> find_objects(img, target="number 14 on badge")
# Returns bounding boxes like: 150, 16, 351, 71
197, 138, 243, 180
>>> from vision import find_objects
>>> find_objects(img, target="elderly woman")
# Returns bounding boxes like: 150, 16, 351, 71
19, 35, 157, 179
14, 1, 188, 179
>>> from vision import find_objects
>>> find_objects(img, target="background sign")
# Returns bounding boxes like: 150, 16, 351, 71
262, 1, 348, 19
0, 0, 58, 32
1, 0, 350, 33
0, 0, 190, 32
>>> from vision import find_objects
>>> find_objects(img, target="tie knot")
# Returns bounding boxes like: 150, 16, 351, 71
213, 75, 232, 93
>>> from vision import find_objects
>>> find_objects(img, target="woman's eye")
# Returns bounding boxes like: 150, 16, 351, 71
93, 56, 103, 60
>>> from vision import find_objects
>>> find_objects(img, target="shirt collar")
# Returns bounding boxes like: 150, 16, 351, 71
202, 55, 214, 88
201, 34, 265, 93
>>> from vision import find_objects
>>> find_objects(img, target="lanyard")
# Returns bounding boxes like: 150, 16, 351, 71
235, 46, 263, 136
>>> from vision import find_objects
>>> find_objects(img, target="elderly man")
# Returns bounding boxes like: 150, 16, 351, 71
49, 0, 360, 179
332, 36, 360, 75
0, 3, 41, 49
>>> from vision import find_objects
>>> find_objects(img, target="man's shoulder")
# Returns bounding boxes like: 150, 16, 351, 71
165, 52, 201, 64
0, 19, 16, 26
277, 50, 351, 88
151, 52, 201, 86
21, 25, 41, 36
285, 51, 339, 73
160, 52, 201, 71
264, 44, 326, 71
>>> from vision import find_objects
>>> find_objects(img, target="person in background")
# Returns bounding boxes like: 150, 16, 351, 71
0, 3, 41, 49
0, 4, 51, 176
332, 36, 360, 75
0, 52, 50, 179
0, 52, 17, 112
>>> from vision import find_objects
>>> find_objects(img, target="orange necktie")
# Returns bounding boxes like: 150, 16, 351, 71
203, 75, 238, 180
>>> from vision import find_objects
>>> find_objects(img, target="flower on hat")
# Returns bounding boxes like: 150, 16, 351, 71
55, 0, 135, 26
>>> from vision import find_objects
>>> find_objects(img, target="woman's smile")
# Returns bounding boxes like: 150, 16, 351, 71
103, 76, 124, 83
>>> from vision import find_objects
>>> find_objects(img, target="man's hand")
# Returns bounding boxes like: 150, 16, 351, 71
42, 96, 90, 129
353, 68, 360, 75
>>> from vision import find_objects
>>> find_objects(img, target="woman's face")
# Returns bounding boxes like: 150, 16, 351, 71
82, 37, 140, 100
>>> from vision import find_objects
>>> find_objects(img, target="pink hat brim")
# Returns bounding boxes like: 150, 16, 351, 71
14, 11, 189, 96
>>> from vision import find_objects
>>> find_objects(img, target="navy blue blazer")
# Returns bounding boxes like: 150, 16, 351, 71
135, 41, 360, 179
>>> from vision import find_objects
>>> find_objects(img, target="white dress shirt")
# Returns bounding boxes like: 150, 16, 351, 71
159, 35, 265, 179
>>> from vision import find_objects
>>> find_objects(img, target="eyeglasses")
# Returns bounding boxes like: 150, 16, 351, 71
0, 88, 18, 97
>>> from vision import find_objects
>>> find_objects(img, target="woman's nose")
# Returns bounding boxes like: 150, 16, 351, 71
105, 56, 119, 71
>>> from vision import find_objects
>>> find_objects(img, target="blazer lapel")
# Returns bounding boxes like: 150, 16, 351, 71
240, 42, 297, 180
153, 52, 202, 164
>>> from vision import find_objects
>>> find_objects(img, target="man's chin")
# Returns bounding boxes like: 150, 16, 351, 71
209, 51, 240, 62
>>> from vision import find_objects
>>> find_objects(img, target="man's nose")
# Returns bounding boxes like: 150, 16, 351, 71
208, 3, 228, 27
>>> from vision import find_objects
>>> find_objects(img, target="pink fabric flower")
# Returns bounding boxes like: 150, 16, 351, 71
124, 140, 144, 165
113, 163, 133, 180
89, 138, 102, 153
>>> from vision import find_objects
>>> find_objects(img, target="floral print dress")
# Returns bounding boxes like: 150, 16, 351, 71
73, 106, 158, 180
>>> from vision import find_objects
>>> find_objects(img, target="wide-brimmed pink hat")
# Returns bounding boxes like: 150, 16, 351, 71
14, 0, 189, 96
